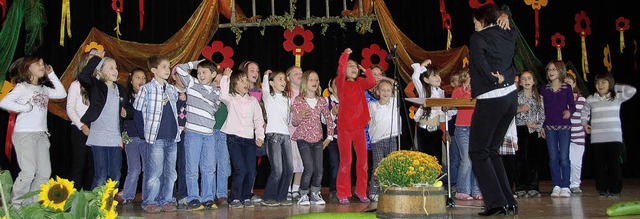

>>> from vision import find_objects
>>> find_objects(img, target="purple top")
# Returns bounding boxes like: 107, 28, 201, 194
540, 82, 576, 127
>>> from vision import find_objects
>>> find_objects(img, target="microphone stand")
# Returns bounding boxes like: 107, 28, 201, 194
387, 46, 414, 151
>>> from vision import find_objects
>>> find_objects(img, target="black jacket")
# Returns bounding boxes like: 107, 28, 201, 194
469, 25, 517, 98
79, 56, 133, 125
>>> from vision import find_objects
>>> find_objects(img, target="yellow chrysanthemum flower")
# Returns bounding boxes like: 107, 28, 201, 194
100, 179, 119, 219
39, 176, 76, 211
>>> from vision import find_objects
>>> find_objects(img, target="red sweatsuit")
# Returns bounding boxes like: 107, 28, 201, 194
335, 51, 376, 199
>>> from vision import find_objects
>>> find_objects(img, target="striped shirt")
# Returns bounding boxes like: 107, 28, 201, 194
570, 93, 586, 146
176, 62, 220, 135
581, 84, 636, 144
133, 78, 181, 144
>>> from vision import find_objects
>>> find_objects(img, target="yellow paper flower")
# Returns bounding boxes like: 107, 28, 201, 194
38, 176, 76, 211
100, 179, 119, 219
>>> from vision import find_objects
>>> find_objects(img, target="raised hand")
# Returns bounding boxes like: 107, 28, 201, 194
45, 64, 53, 74
344, 48, 352, 54
264, 70, 272, 75
223, 67, 232, 76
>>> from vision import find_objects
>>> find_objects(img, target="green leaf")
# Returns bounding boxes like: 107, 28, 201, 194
71, 192, 88, 218
1, 170, 14, 199
16, 190, 40, 201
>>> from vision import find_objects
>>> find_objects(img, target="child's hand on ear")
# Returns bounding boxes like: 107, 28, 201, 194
264, 70, 272, 75
344, 48, 352, 54
45, 64, 53, 74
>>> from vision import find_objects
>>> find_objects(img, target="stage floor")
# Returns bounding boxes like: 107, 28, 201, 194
117, 179, 640, 218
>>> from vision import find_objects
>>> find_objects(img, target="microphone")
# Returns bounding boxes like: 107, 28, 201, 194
386, 44, 397, 61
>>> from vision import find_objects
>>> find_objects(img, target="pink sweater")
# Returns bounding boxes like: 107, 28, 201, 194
219, 75, 265, 141
291, 96, 334, 142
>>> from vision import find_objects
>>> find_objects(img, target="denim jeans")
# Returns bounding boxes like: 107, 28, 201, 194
142, 139, 177, 207
545, 128, 571, 188
227, 134, 257, 201
213, 129, 230, 199
122, 137, 146, 201
184, 131, 217, 202
296, 140, 324, 195
174, 131, 187, 201
326, 140, 340, 193
369, 137, 398, 195
454, 126, 480, 195
262, 133, 294, 201
448, 133, 460, 187
91, 146, 122, 189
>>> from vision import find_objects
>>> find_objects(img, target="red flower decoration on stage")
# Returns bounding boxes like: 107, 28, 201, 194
442, 13, 451, 29
111, 0, 123, 13
361, 44, 389, 71
201, 41, 235, 70
616, 17, 630, 31
469, 0, 494, 9
283, 25, 314, 56
551, 32, 565, 48
574, 10, 591, 37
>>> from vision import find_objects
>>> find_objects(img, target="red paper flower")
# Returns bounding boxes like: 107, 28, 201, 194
442, 13, 452, 29
574, 10, 591, 37
361, 44, 389, 71
615, 17, 630, 31
469, 0, 494, 9
283, 25, 314, 56
201, 41, 235, 70
112, 0, 123, 13
551, 32, 565, 48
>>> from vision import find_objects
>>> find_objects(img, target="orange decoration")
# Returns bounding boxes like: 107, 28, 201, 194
524, 0, 548, 47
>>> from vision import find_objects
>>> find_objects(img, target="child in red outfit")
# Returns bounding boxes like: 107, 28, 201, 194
335, 48, 377, 204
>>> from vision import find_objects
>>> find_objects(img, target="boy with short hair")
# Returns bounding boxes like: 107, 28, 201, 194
134, 54, 181, 213
175, 59, 221, 210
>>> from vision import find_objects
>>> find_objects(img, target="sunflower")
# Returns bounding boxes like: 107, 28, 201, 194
38, 176, 76, 211
100, 179, 119, 219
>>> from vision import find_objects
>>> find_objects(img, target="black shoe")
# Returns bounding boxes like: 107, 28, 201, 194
187, 199, 204, 210
508, 204, 518, 215
478, 206, 507, 216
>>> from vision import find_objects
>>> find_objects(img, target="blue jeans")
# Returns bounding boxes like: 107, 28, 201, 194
213, 129, 230, 199
262, 133, 293, 201
297, 140, 324, 195
142, 139, 177, 207
184, 131, 217, 202
91, 146, 122, 189
122, 137, 146, 201
227, 134, 257, 201
448, 133, 460, 187
454, 126, 481, 195
175, 131, 187, 201
545, 128, 571, 188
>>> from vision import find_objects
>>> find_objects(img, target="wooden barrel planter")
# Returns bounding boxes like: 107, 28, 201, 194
376, 186, 448, 219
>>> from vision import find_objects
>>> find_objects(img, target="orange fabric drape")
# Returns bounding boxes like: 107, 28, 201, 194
374, 0, 469, 87
48, 0, 219, 120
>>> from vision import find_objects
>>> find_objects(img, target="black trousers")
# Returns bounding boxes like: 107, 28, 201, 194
417, 128, 444, 165
515, 125, 542, 191
70, 126, 94, 191
592, 142, 623, 194
469, 91, 517, 209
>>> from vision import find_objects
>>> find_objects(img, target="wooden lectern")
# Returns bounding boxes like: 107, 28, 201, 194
405, 97, 476, 208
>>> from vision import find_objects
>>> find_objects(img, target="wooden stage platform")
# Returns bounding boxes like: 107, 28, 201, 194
117, 179, 640, 218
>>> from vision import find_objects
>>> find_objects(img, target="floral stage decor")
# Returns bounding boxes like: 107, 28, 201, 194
0, 170, 131, 219
374, 150, 448, 219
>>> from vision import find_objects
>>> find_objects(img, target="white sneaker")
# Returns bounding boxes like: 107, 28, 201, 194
297, 194, 310, 205
559, 188, 571, 197
550, 186, 561, 197
310, 192, 325, 205
368, 194, 379, 202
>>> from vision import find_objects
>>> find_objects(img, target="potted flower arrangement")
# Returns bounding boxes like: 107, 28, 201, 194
374, 150, 448, 219
0, 170, 131, 219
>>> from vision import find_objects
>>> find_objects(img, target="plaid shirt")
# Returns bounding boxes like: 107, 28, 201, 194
133, 78, 181, 144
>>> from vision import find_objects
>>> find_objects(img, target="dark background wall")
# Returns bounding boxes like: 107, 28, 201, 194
1, 0, 638, 187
